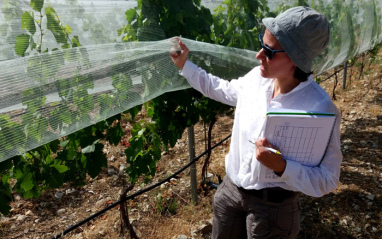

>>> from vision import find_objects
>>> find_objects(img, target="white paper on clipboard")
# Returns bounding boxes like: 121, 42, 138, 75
257, 108, 336, 182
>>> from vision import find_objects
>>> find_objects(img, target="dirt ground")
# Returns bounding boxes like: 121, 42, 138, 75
1, 49, 382, 239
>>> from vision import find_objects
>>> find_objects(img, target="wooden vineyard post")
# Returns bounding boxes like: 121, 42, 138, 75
188, 126, 198, 205
343, 61, 348, 89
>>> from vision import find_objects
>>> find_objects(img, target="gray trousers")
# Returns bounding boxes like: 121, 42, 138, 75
212, 176, 300, 239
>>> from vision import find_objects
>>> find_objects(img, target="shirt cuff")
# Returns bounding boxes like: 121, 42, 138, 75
180, 60, 198, 78
278, 160, 301, 181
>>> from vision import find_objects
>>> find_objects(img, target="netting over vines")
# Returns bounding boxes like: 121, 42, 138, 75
0, 0, 381, 163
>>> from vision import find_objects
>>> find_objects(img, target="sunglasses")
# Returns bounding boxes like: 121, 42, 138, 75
259, 34, 285, 60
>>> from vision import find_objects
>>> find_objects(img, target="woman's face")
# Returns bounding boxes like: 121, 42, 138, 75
256, 29, 296, 80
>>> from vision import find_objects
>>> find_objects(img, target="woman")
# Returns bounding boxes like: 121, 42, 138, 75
171, 6, 342, 239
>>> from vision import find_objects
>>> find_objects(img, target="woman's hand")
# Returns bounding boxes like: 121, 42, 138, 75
255, 138, 286, 175
170, 37, 189, 70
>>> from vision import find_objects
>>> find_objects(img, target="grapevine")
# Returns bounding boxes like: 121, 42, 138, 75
1, 0, 381, 217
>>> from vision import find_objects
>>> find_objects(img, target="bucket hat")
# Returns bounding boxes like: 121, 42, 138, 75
262, 6, 330, 73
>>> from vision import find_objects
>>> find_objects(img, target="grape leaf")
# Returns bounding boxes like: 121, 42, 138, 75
81, 141, 97, 154
71, 36, 81, 47
15, 34, 30, 57
64, 24, 72, 35
106, 122, 123, 146
20, 172, 34, 191
125, 9, 138, 23
30, 0, 44, 12
21, 12, 36, 35
50, 159, 68, 173
85, 143, 107, 178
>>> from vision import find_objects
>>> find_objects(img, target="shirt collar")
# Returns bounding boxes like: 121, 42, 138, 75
272, 74, 314, 98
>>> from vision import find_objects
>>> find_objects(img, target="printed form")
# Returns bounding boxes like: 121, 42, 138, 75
257, 108, 336, 182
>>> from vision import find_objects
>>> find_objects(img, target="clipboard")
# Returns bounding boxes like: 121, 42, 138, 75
258, 108, 336, 182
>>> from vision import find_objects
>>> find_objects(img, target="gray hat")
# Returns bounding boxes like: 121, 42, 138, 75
262, 6, 330, 73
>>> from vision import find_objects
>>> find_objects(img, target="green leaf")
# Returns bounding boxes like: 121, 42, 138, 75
46, 7, 67, 44
117, 27, 124, 36
106, 122, 123, 145
53, 162, 68, 173
20, 172, 34, 191
122, 35, 131, 42
0, 114, 10, 126
61, 43, 70, 49
23, 190, 37, 199
0, 174, 12, 215
21, 12, 36, 35
125, 9, 138, 23
45, 155, 52, 165
85, 144, 107, 178
64, 24, 72, 35
147, 102, 155, 117
131, 123, 142, 137
15, 34, 30, 57
32, 151, 40, 160
60, 139, 69, 148
71, 36, 81, 47
125, 137, 144, 162
81, 144, 95, 154
49, 139, 59, 153
30, 0, 44, 12
81, 140, 99, 154
0, 159, 13, 173
54, 165, 68, 173
46, 171, 65, 188
44, 6, 56, 15
138, 128, 146, 136
137, 0, 142, 10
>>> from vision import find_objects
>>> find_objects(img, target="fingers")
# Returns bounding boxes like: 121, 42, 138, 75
254, 138, 267, 148
255, 138, 276, 149
262, 138, 272, 148
170, 37, 189, 70
254, 138, 286, 172
174, 39, 189, 55
169, 37, 187, 55
178, 40, 187, 51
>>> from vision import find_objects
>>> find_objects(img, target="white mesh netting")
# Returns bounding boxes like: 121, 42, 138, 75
0, 0, 381, 162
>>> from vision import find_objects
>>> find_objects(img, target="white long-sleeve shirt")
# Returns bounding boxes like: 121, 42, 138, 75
180, 60, 343, 197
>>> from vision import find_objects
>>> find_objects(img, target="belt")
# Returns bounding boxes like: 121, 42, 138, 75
238, 187, 297, 203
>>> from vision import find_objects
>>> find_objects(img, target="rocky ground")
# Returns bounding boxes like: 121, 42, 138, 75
1, 50, 382, 239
